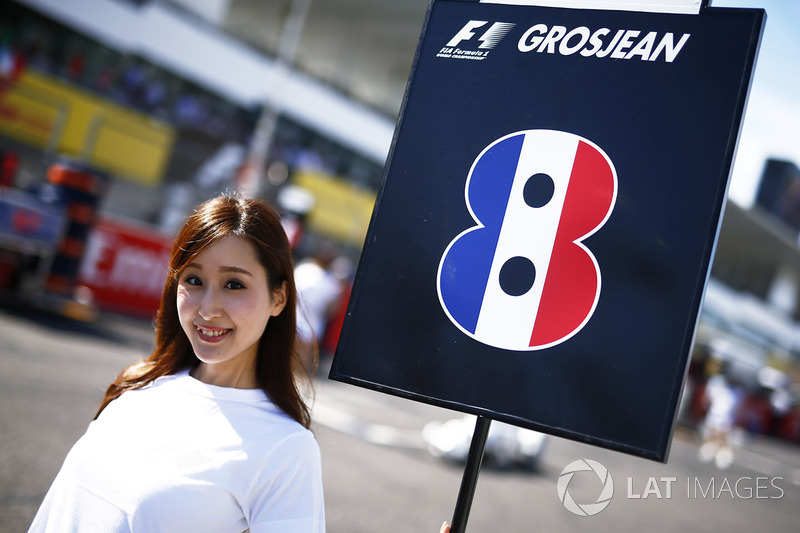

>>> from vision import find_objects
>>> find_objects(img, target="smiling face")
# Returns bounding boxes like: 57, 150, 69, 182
176, 235, 286, 388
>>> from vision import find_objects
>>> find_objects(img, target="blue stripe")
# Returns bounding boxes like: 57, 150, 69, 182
440, 133, 523, 333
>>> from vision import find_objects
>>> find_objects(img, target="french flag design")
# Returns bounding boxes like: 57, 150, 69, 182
437, 130, 617, 351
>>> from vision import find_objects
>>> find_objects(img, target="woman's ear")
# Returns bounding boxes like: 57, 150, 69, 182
270, 281, 288, 317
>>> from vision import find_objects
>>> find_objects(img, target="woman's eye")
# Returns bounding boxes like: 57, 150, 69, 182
183, 275, 202, 286
226, 279, 245, 290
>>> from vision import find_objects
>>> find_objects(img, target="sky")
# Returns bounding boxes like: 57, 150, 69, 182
711, 0, 800, 207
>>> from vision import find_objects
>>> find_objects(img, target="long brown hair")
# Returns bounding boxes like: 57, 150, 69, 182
96, 194, 313, 428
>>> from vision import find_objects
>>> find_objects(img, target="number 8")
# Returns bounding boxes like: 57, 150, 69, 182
437, 130, 617, 351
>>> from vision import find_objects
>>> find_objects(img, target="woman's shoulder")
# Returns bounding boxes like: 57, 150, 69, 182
232, 409, 320, 479
246, 401, 317, 444
271, 423, 320, 457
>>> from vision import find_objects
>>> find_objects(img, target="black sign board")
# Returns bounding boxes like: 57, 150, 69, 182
329, 0, 764, 462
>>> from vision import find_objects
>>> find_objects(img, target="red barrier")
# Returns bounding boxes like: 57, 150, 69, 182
78, 218, 173, 318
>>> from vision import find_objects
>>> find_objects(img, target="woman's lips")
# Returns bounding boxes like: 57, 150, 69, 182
195, 325, 232, 343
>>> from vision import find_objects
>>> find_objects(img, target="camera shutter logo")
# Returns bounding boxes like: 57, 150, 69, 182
437, 130, 618, 351
557, 459, 614, 516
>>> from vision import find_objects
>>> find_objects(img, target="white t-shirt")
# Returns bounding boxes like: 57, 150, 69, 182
295, 261, 341, 341
29, 370, 325, 533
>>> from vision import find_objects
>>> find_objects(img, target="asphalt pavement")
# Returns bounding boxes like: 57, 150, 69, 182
1, 304, 799, 532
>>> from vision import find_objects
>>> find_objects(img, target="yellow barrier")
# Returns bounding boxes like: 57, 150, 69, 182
293, 170, 377, 247
0, 70, 174, 186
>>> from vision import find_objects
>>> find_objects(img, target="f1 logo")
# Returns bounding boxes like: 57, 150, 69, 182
437, 130, 618, 351
447, 20, 516, 49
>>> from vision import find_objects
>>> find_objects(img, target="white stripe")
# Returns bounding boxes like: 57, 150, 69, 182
479, 23, 517, 49
475, 131, 579, 350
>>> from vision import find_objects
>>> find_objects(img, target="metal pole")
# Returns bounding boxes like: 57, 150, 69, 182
450, 415, 492, 533
239, 0, 312, 199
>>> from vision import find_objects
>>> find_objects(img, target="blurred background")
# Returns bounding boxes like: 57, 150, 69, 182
1, 0, 799, 531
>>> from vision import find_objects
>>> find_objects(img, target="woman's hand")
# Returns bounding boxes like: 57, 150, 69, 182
440, 522, 450, 533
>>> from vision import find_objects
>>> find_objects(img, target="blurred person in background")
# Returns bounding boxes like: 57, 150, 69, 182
320, 256, 356, 358
29, 194, 325, 532
295, 243, 342, 370
698, 358, 744, 469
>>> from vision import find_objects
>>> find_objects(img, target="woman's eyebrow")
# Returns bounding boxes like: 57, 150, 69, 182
220, 266, 253, 276
183, 264, 252, 276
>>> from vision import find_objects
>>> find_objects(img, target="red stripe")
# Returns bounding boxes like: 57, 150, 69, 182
530, 141, 615, 347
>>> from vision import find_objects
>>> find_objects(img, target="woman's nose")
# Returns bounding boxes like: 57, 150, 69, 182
198, 288, 222, 319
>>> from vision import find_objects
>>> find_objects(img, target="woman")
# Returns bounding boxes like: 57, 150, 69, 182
29, 195, 325, 532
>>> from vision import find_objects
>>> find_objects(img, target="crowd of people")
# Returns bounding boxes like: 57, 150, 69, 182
681, 355, 800, 462
2, 5, 252, 143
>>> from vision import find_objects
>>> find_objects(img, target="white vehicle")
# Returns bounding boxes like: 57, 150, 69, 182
422, 416, 548, 470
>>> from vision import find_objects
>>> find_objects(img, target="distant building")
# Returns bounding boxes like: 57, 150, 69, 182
698, 158, 800, 389
755, 159, 800, 238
